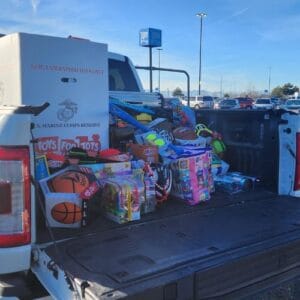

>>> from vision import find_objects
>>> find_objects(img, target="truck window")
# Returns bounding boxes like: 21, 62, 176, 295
108, 58, 139, 92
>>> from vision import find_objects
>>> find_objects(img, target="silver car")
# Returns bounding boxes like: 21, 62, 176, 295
253, 98, 274, 110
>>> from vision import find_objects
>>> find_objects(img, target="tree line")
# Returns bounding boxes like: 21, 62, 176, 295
271, 83, 299, 98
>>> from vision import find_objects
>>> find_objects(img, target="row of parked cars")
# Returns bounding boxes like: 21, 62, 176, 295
182, 96, 300, 112
217, 97, 300, 111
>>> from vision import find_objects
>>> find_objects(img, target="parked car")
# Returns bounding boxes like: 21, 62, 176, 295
219, 98, 241, 109
270, 98, 280, 109
213, 99, 222, 109
195, 95, 214, 109
253, 98, 274, 110
235, 97, 254, 109
182, 96, 214, 109
282, 99, 300, 112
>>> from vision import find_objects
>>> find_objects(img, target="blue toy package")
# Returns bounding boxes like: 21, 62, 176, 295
169, 98, 196, 128
211, 154, 230, 176
214, 172, 259, 194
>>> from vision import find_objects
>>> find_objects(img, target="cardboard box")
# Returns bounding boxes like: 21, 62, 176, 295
39, 165, 95, 228
0, 33, 109, 155
128, 143, 159, 163
45, 193, 83, 228
82, 162, 132, 179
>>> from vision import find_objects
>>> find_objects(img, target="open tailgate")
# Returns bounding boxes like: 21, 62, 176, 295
37, 191, 300, 299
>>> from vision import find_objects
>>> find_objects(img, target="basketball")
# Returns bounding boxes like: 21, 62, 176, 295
51, 202, 82, 224
173, 127, 197, 140
48, 171, 90, 193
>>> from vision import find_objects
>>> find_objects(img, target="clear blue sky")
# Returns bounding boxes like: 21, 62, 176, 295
0, 0, 300, 95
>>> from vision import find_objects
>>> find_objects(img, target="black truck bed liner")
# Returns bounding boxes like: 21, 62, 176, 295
43, 190, 300, 299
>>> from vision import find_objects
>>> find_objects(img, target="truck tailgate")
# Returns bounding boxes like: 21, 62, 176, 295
41, 191, 300, 299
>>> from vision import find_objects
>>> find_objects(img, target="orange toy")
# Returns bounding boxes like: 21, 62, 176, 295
51, 202, 82, 224
48, 171, 90, 193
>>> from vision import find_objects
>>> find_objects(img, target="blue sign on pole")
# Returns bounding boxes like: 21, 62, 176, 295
139, 28, 162, 47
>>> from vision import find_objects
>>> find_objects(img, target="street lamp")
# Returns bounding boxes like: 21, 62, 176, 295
196, 12, 207, 96
157, 48, 163, 91
268, 66, 272, 96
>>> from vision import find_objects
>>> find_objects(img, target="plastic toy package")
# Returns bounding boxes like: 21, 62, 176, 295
214, 172, 259, 194
100, 176, 145, 224
131, 160, 157, 214
170, 149, 214, 205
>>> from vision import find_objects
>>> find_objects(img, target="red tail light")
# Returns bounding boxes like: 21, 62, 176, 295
294, 133, 300, 191
0, 147, 31, 247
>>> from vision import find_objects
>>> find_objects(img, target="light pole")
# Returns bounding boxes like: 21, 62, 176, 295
220, 76, 223, 98
196, 12, 207, 96
268, 66, 272, 96
157, 48, 163, 91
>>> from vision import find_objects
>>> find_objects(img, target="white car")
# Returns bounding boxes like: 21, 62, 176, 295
282, 99, 300, 112
253, 98, 274, 110
182, 96, 214, 109
181, 97, 201, 108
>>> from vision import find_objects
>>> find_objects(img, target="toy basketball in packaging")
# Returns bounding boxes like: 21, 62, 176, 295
39, 165, 97, 228
170, 149, 214, 205
45, 194, 83, 228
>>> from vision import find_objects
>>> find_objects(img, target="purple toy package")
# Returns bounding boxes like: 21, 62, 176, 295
170, 149, 214, 205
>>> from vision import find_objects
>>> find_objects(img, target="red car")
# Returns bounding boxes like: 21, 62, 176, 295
235, 97, 254, 109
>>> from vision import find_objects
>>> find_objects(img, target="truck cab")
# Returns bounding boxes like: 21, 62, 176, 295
108, 52, 162, 106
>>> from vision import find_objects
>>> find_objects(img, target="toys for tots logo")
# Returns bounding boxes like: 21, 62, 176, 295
35, 134, 101, 155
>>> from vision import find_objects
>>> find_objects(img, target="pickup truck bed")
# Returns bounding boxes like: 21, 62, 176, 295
35, 109, 300, 299
41, 190, 300, 299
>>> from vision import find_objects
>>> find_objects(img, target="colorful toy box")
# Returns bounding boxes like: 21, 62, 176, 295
131, 162, 157, 214
100, 176, 144, 224
170, 149, 214, 205
82, 162, 132, 179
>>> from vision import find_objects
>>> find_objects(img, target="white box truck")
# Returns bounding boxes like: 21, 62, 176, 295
0, 33, 109, 155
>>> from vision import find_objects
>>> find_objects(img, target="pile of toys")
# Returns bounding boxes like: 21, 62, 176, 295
36, 97, 256, 228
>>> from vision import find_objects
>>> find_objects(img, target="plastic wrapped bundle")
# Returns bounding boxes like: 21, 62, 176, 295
100, 176, 144, 223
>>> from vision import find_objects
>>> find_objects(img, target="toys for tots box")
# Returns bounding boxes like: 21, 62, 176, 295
0, 33, 109, 155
